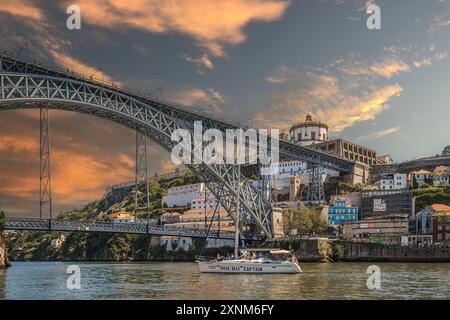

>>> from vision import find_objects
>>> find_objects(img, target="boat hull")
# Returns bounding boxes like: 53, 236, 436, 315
197, 260, 302, 274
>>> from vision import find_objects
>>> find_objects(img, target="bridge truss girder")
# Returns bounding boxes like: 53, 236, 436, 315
0, 73, 273, 238
0, 53, 355, 240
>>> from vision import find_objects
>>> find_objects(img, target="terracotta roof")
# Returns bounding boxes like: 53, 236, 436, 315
433, 166, 450, 174
412, 169, 432, 174
431, 204, 450, 212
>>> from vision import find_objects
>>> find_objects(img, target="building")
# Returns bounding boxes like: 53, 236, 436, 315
411, 169, 433, 188
109, 211, 135, 224
361, 189, 415, 219
289, 114, 329, 146
379, 173, 408, 190
310, 139, 377, 184
329, 193, 362, 209
342, 214, 409, 240
432, 204, 450, 243
261, 160, 338, 200
159, 212, 181, 224
415, 206, 436, 235
377, 154, 394, 164
272, 207, 286, 238
50, 235, 66, 248
312, 139, 378, 166
432, 166, 450, 187
162, 183, 212, 207
166, 195, 234, 231
162, 195, 235, 250
328, 200, 358, 226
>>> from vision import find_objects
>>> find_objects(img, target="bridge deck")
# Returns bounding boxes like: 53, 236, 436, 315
4, 218, 263, 241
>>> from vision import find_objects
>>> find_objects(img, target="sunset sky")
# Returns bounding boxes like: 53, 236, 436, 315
1, 0, 450, 217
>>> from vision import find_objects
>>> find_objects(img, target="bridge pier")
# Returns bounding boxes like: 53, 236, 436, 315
39, 104, 53, 221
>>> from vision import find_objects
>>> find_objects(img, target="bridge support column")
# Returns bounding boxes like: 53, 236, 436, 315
134, 130, 150, 224
307, 165, 325, 205
39, 104, 53, 222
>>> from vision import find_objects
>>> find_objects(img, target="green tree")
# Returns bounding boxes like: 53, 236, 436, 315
442, 145, 450, 156
290, 206, 328, 234
0, 211, 5, 231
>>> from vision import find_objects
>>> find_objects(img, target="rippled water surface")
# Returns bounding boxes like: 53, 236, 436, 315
0, 262, 449, 299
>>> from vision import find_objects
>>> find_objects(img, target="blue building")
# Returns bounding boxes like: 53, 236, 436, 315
328, 200, 358, 226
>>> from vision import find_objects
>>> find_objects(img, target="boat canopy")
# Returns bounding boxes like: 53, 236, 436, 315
269, 250, 292, 255
241, 249, 293, 255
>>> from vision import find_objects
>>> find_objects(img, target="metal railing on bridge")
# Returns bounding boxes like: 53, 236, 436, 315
4, 217, 263, 241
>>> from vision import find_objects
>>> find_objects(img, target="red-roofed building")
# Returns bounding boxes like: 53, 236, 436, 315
431, 204, 450, 243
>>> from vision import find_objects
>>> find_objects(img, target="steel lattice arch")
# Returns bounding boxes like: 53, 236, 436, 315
0, 53, 354, 240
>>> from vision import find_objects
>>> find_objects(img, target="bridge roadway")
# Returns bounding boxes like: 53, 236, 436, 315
4, 217, 263, 241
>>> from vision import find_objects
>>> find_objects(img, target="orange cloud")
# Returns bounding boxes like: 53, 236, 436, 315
49, 49, 119, 84
0, 135, 38, 153
370, 59, 410, 79
255, 65, 403, 132
169, 87, 225, 114
357, 127, 401, 141
67, 0, 290, 56
0, 0, 44, 20
50, 151, 134, 204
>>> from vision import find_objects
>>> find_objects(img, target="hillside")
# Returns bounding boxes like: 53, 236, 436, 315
5, 172, 228, 262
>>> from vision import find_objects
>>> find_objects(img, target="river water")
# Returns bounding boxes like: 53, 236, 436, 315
0, 262, 448, 299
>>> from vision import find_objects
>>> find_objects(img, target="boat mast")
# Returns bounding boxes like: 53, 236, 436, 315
234, 132, 241, 258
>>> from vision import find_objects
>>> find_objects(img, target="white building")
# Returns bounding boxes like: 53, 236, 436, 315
162, 183, 213, 207
377, 154, 394, 164
109, 211, 135, 224
160, 236, 233, 251
433, 166, 450, 187
260, 160, 338, 193
411, 170, 434, 188
379, 173, 408, 190
50, 235, 66, 248
289, 114, 329, 146
162, 195, 235, 250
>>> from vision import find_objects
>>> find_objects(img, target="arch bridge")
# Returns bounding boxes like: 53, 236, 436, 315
0, 53, 354, 240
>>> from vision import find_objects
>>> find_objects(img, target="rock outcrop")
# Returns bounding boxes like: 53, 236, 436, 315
0, 233, 10, 269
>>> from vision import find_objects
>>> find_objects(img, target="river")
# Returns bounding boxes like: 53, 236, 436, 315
0, 261, 448, 299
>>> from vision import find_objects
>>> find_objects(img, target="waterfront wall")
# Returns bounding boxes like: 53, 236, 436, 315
267, 238, 450, 262
338, 241, 450, 262
260, 238, 333, 262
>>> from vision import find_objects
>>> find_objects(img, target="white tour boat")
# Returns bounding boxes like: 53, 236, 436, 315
197, 249, 302, 274
196, 151, 301, 274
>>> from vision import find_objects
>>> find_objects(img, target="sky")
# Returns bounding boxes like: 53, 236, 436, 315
0, 0, 450, 217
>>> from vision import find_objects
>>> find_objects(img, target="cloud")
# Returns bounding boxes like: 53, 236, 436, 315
413, 58, 433, 68
357, 127, 401, 141
369, 59, 410, 79
256, 55, 405, 133
182, 53, 214, 73
337, 56, 411, 79
266, 66, 301, 83
0, 109, 174, 216
169, 87, 225, 114
0, 0, 44, 20
49, 49, 119, 84
66, 0, 291, 56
